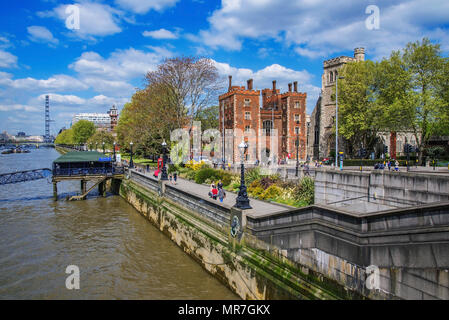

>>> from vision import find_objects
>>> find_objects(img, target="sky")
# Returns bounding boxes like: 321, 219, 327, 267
0, 0, 448, 136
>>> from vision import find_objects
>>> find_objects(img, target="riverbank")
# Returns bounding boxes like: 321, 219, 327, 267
120, 170, 361, 300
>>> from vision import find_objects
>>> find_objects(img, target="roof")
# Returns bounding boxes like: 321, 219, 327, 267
54, 151, 111, 163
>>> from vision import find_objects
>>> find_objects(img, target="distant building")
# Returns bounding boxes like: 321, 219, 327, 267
17, 132, 26, 137
72, 105, 119, 132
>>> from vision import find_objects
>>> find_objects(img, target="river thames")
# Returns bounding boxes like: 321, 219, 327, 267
0, 147, 237, 299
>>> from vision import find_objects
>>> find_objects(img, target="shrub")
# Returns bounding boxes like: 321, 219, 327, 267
249, 186, 265, 198
245, 167, 262, 185
293, 177, 314, 205
194, 168, 220, 184
185, 170, 197, 180
260, 185, 282, 201
218, 170, 233, 186
259, 176, 278, 189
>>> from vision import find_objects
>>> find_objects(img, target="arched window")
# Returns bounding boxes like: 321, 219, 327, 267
263, 120, 273, 135
329, 71, 334, 83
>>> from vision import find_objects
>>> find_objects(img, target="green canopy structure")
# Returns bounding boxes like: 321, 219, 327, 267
54, 151, 111, 163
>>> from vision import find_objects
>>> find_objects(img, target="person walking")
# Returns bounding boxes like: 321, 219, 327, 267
387, 160, 391, 171
173, 171, 178, 185
218, 185, 226, 203
395, 159, 399, 171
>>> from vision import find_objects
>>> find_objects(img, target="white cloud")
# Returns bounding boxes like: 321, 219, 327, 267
0, 104, 39, 112
37, 93, 86, 105
27, 26, 59, 46
143, 28, 178, 39
1, 74, 88, 92
195, 0, 449, 59
0, 50, 18, 68
70, 47, 171, 80
115, 0, 179, 14
44, 1, 122, 39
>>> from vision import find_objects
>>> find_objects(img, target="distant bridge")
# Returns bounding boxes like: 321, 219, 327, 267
0, 168, 52, 185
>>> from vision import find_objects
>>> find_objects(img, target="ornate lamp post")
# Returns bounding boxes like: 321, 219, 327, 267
129, 141, 134, 168
113, 141, 116, 162
234, 140, 252, 209
102, 141, 105, 154
295, 137, 299, 177
161, 140, 168, 181
95, 143, 98, 152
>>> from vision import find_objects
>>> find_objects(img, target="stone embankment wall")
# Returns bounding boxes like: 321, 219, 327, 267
119, 171, 360, 300
120, 170, 449, 300
315, 169, 449, 208
246, 203, 449, 300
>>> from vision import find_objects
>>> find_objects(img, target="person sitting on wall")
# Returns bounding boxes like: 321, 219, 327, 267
208, 184, 218, 200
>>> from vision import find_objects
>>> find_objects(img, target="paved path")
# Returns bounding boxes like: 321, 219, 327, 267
133, 169, 288, 216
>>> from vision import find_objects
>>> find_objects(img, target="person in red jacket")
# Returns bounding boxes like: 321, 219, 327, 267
208, 184, 218, 200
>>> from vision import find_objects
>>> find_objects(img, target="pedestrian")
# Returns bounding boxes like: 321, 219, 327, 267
217, 180, 223, 190
387, 160, 391, 171
173, 171, 178, 185
208, 184, 218, 200
169, 173, 173, 183
395, 159, 399, 171
218, 186, 226, 203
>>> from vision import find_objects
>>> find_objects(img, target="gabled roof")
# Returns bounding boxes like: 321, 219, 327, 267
54, 151, 111, 163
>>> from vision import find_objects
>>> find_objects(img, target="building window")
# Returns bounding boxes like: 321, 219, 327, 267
245, 125, 251, 133
294, 114, 300, 123
330, 71, 334, 83
244, 98, 250, 106
295, 127, 300, 135
295, 101, 300, 108
263, 120, 273, 135
245, 111, 251, 120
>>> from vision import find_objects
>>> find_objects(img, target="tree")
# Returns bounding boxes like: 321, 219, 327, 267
87, 130, 114, 151
194, 105, 219, 131
145, 56, 222, 130
72, 120, 96, 144
54, 128, 74, 145
384, 38, 448, 164
337, 60, 381, 157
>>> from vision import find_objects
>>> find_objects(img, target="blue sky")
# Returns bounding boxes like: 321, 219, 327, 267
0, 0, 448, 135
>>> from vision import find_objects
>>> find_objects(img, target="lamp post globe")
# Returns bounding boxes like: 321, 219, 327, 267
129, 141, 134, 168
234, 140, 251, 209
161, 140, 169, 181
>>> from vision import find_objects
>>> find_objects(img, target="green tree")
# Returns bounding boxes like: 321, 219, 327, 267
386, 38, 448, 163
54, 128, 74, 145
72, 120, 96, 144
194, 105, 219, 131
87, 130, 114, 151
337, 60, 381, 156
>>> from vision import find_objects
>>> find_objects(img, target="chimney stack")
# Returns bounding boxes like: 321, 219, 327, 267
288, 83, 292, 92
272, 80, 277, 93
293, 81, 298, 93
228, 75, 232, 91
247, 79, 253, 90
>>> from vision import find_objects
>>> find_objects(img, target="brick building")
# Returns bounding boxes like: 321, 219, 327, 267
219, 76, 307, 164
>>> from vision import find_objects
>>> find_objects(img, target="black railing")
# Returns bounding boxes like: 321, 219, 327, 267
53, 166, 124, 176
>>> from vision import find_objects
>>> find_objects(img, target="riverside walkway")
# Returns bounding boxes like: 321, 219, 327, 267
132, 168, 288, 216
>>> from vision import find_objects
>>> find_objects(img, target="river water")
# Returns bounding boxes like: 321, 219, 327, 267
0, 148, 237, 299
